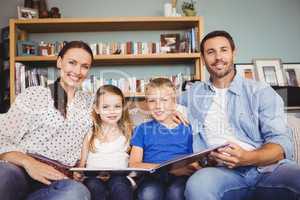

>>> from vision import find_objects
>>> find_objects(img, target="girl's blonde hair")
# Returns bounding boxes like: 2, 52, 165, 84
89, 85, 132, 152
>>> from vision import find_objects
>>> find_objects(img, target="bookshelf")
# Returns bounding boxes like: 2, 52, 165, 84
9, 16, 204, 103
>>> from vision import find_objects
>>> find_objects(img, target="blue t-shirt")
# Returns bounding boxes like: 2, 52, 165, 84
131, 119, 193, 164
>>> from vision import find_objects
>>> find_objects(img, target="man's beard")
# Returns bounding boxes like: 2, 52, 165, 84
206, 60, 234, 79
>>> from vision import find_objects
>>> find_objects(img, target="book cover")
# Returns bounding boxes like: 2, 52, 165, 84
70, 143, 229, 177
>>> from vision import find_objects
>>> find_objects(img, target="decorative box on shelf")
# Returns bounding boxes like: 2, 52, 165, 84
17, 40, 38, 56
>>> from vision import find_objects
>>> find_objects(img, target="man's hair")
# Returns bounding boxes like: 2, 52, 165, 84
200, 30, 235, 54
145, 77, 176, 95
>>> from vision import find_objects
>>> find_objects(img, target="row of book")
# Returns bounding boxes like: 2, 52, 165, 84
90, 41, 161, 55
15, 63, 192, 96
81, 73, 192, 95
15, 62, 48, 95
16, 28, 199, 57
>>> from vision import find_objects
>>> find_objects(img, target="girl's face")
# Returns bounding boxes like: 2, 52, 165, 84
95, 92, 123, 125
57, 48, 92, 90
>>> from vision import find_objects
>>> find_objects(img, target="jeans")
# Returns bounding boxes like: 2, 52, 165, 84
185, 162, 300, 200
83, 175, 133, 200
0, 161, 91, 200
137, 172, 188, 200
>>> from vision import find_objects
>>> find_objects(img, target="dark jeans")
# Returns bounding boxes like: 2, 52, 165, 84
136, 171, 188, 200
83, 175, 133, 200
0, 161, 91, 200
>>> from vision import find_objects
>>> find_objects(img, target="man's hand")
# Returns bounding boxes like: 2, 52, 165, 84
172, 110, 189, 125
23, 158, 67, 185
209, 143, 251, 168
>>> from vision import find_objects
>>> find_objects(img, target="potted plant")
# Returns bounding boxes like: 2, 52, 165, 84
181, 0, 196, 16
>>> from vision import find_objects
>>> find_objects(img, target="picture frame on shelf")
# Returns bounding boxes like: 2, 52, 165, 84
282, 63, 300, 87
235, 63, 256, 80
254, 58, 285, 86
17, 6, 38, 20
160, 33, 180, 53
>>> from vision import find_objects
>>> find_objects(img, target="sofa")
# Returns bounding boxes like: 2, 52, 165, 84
130, 108, 300, 165
287, 113, 300, 165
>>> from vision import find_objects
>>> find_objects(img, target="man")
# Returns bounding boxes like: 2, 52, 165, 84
179, 30, 300, 200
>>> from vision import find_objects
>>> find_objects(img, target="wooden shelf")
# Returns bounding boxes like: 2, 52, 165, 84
15, 53, 201, 65
13, 17, 201, 33
9, 17, 204, 103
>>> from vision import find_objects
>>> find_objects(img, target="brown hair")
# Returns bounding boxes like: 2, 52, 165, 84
200, 30, 235, 55
89, 85, 132, 152
145, 77, 176, 96
58, 40, 94, 64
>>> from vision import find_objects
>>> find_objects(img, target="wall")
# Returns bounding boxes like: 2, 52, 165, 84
1, 0, 300, 63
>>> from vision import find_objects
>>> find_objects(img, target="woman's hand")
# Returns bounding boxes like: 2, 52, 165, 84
23, 157, 67, 185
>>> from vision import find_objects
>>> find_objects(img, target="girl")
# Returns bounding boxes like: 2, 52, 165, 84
78, 85, 133, 200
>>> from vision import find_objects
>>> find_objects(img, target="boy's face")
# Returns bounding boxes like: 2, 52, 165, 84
146, 86, 176, 124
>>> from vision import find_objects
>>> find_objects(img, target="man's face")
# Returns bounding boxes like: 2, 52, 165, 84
202, 36, 236, 79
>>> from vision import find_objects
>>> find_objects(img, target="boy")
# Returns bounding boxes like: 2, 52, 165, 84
129, 78, 198, 200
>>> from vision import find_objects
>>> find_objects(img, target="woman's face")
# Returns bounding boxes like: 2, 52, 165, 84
57, 48, 92, 90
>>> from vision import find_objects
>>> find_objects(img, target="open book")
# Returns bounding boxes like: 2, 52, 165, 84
70, 143, 229, 177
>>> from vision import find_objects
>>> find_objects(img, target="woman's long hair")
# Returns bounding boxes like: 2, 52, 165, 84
89, 85, 133, 152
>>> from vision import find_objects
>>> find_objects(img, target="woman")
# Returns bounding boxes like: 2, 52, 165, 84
0, 41, 94, 200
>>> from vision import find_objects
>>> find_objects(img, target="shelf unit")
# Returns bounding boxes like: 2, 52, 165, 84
9, 16, 204, 103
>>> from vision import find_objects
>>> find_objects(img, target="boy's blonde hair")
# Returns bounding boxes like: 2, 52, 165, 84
89, 85, 132, 152
145, 77, 176, 96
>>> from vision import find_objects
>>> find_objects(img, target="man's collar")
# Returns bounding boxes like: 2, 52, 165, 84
206, 72, 243, 96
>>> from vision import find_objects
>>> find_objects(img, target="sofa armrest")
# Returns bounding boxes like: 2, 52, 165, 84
287, 113, 300, 165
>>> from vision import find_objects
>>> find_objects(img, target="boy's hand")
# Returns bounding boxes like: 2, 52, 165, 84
169, 162, 201, 176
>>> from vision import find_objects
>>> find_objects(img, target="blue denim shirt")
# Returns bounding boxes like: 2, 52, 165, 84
179, 74, 294, 161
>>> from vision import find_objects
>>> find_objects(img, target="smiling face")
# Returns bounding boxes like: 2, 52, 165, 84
95, 92, 123, 126
202, 36, 236, 80
57, 48, 92, 91
146, 86, 176, 125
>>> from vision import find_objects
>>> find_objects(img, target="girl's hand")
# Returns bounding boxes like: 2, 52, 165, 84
97, 174, 110, 181
23, 158, 67, 185
73, 172, 84, 182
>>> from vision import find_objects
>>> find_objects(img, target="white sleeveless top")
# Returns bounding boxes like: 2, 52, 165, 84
86, 135, 129, 168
